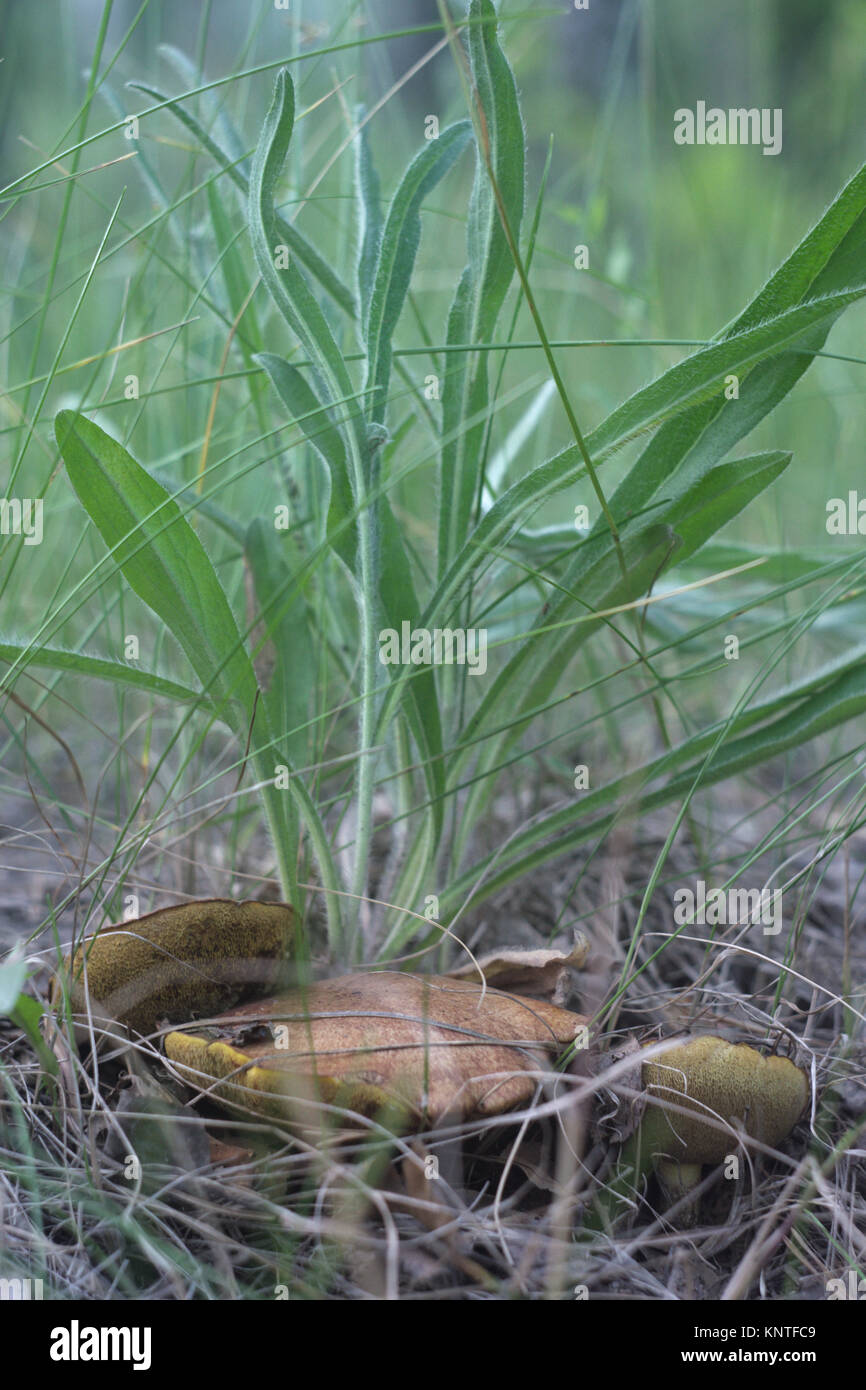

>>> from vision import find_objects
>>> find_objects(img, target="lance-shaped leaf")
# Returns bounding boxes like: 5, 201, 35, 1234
255, 351, 357, 572
450, 451, 791, 831
249, 68, 363, 456
439, 0, 525, 577
364, 119, 471, 425
207, 178, 263, 362
597, 155, 866, 536
354, 110, 383, 339
378, 284, 866, 752
54, 411, 257, 729
0, 639, 210, 707
130, 76, 356, 319
377, 499, 447, 833
256, 355, 446, 828
650, 449, 792, 570
52, 411, 344, 937
245, 517, 315, 769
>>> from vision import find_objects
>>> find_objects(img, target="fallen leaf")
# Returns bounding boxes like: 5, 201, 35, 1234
446, 932, 589, 1005
208, 1136, 256, 1167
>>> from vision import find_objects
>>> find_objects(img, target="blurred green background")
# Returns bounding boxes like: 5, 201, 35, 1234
3, 0, 864, 544
2, 0, 865, 729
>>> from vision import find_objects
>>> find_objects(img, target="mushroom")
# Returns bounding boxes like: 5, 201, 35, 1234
51, 899, 295, 1041
163, 972, 585, 1125
51, 901, 585, 1127
637, 1035, 810, 1218
49, 903, 809, 1191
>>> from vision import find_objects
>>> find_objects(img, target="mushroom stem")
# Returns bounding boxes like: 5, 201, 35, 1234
653, 1159, 703, 1227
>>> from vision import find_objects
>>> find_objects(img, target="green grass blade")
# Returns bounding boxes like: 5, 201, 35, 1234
441, 654, 866, 919
602, 157, 866, 528
449, 450, 790, 851
451, 523, 680, 850
156, 42, 251, 176
207, 180, 262, 355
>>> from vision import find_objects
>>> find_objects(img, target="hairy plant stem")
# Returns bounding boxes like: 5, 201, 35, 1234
249, 714, 344, 957
349, 453, 383, 961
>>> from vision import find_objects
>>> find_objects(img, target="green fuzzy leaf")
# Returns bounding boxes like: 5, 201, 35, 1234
438, 0, 525, 577
54, 411, 257, 729
0, 639, 209, 706
354, 111, 383, 339
207, 179, 262, 359
130, 77, 356, 319
600, 155, 866, 531
255, 351, 357, 572
52, 411, 350, 943
245, 517, 315, 768
377, 502, 447, 836
649, 450, 792, 571
364, 120, 471, 425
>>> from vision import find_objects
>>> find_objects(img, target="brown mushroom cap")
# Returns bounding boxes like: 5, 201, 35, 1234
164, 970, 586, 1125
52, 900, 294, 1039
640, 1035, 809, 1164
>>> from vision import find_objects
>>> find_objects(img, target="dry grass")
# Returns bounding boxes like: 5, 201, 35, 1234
2, 763, 864, 1302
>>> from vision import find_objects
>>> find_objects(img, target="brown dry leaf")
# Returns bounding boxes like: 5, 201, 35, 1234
164, 970, 588, 1127
446, 932, 590, 1005
208, 1136, 256, 1167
